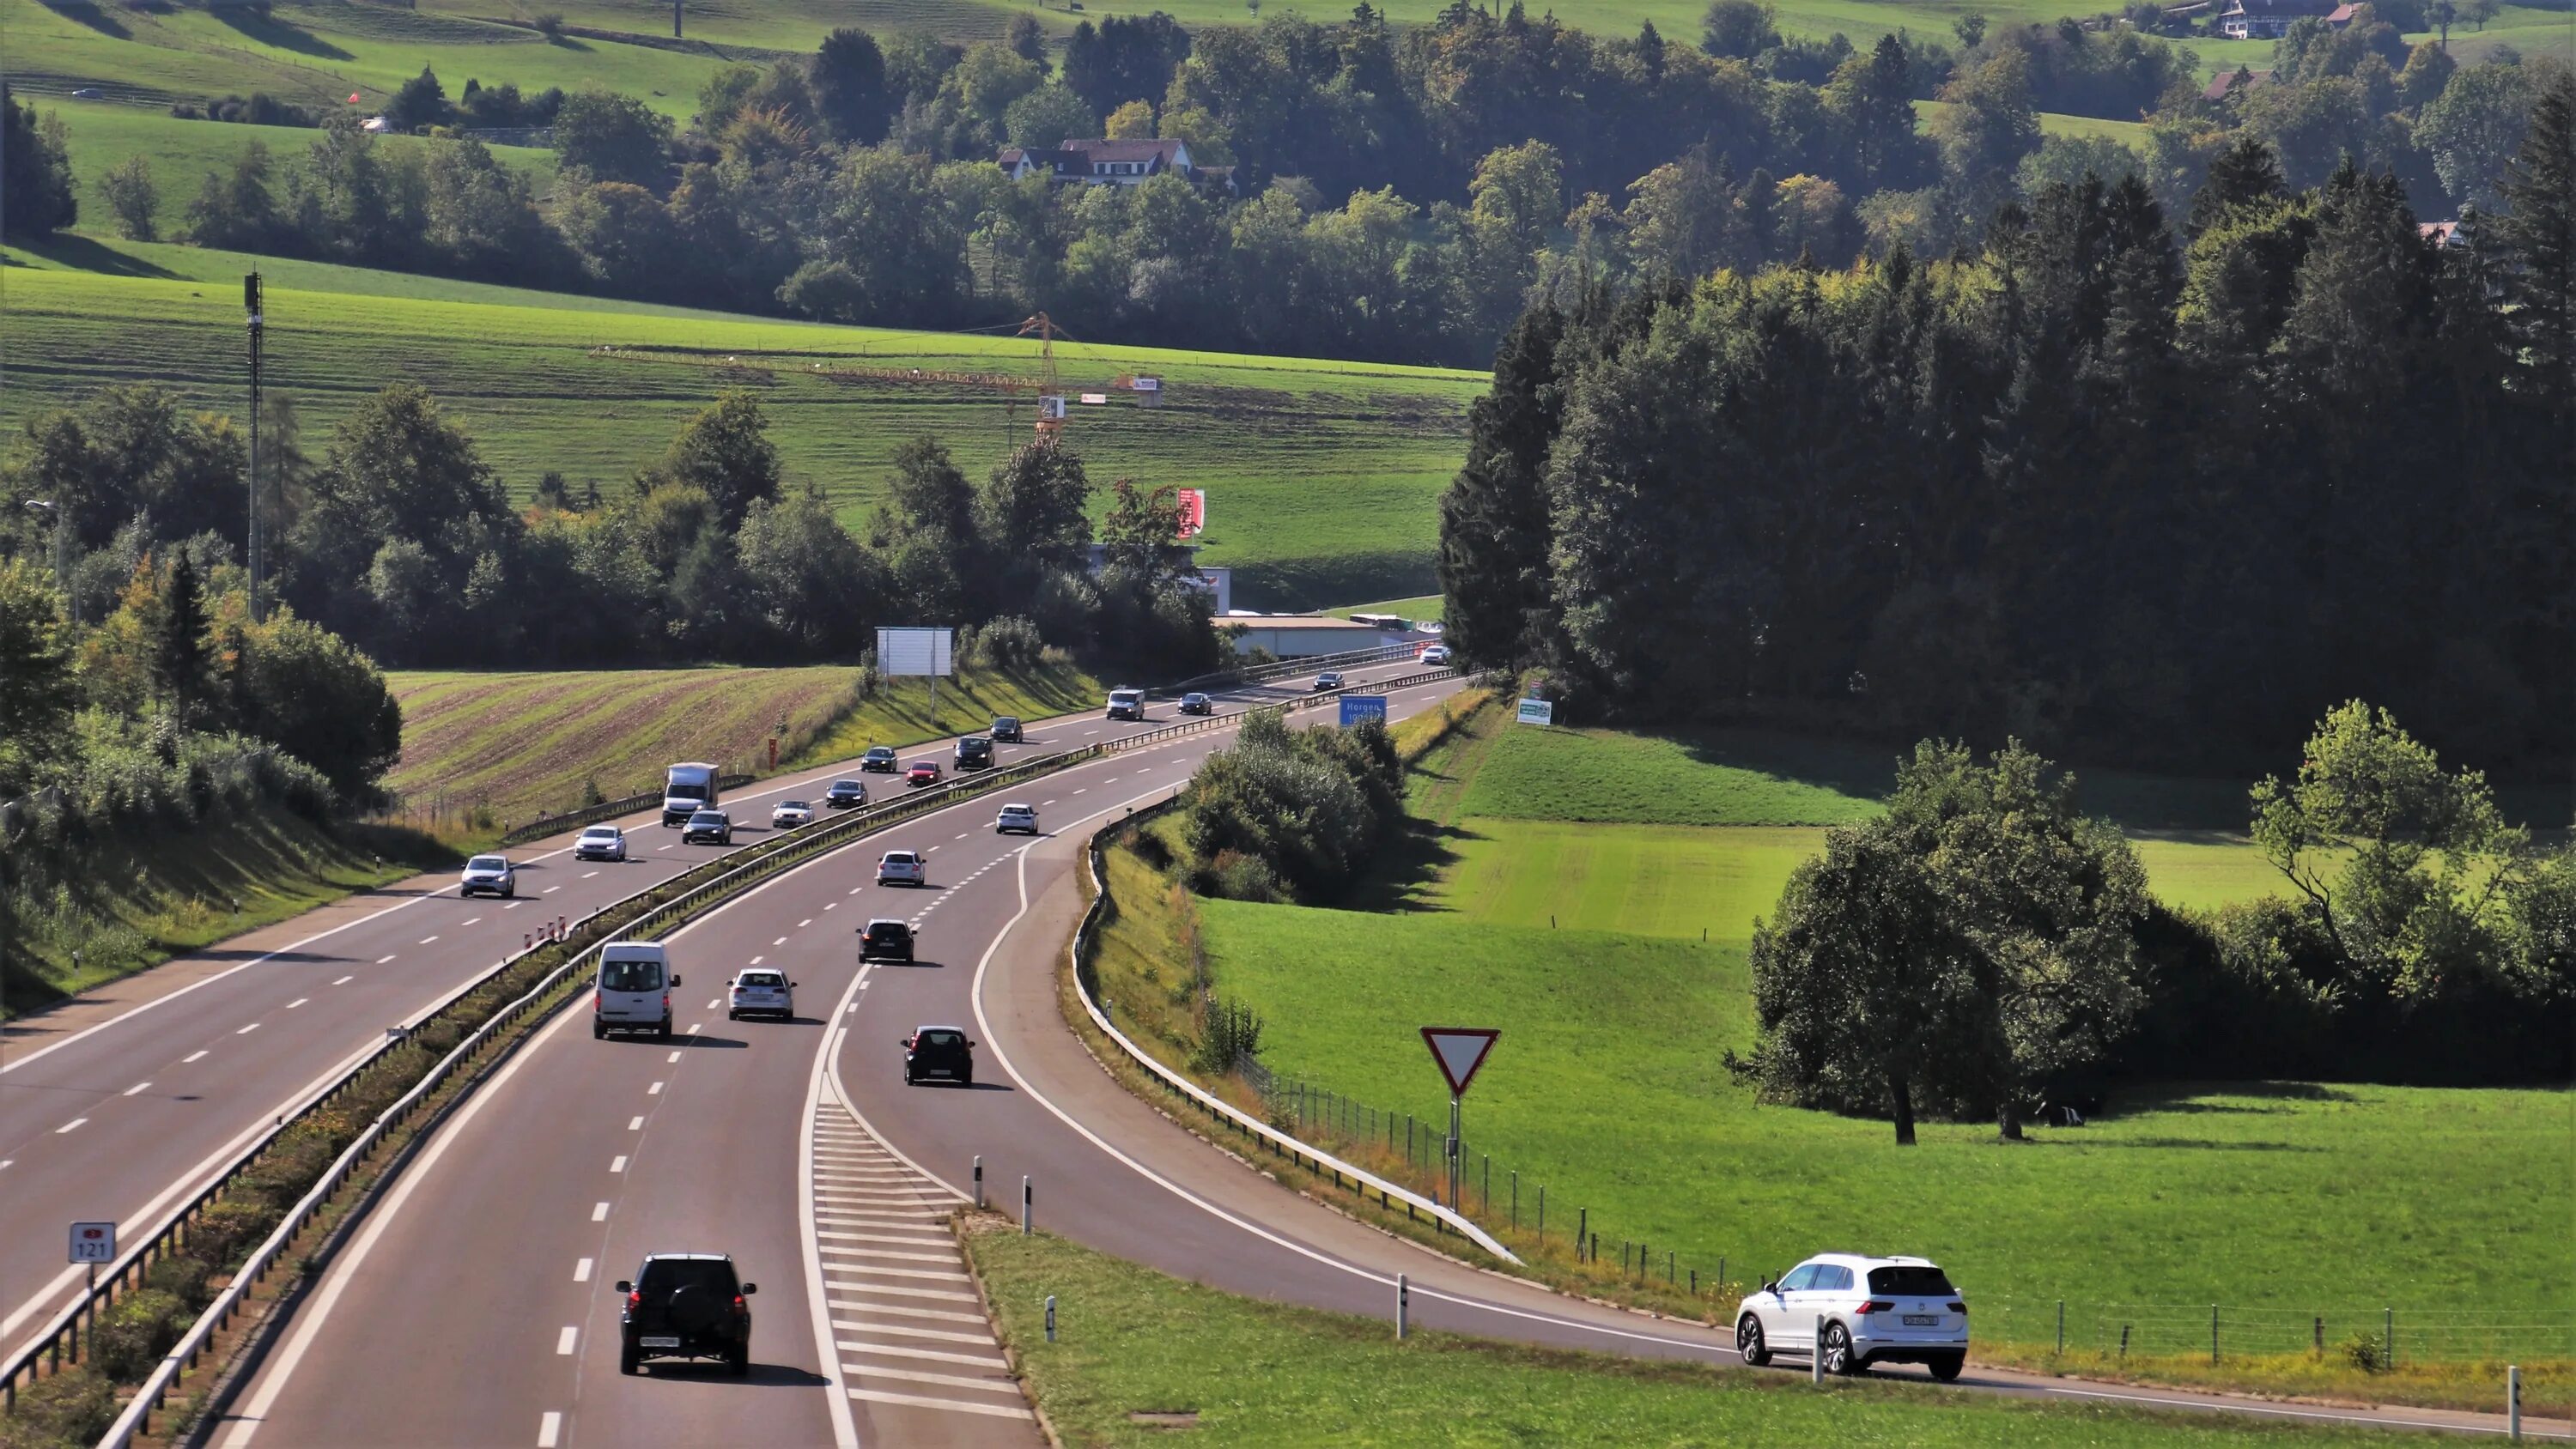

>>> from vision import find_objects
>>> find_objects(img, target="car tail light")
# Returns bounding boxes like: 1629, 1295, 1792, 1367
626, 1289, 641, 1311
1855, 1300, 1895, 1315
1950, 1301, 1967, 1314
592, 991, 600, 1012
732, 1294, 747, 1315
662, 991, 671, 1012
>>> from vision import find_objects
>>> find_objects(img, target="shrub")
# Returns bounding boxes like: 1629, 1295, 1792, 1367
1188, 995, 1266, 1075
1200, 847, 1284, 903
89, 1288, 186, 1381
3, 1367, 115, 1446
532, 11, 565, 38
1126, 826, 1172, 872
146, 1253, 213, 1311
2342, 1330, 2390, 1373
180, 1198, 281, 1276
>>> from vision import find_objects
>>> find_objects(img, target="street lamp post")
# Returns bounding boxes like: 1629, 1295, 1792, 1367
21, 500, 67, 621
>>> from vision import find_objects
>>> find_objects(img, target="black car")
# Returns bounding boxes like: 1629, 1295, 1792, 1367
859, 919, 915, 963
860, 745, 899, 773
990, 716, 1024, 743
824, 779, 868, 809
954, 735, 994, 769
902, 1026, 975, 1086
617, 1253, 755, 1375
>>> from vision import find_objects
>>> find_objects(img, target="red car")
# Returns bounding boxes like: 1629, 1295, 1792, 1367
905, 760, 942, 788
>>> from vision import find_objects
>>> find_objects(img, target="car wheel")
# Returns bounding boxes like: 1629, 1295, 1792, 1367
620, 1347, 640, 1375
1929, 1352, 1965, 1383
502, 885, 513, 899
1821, 1322, 1860, 1376
727, 1009, 738, 1022
728, 1345, 750, 1377
658, 1021, 672, 1042
959, 1070, 973, 1088
903, 1069, 915, 1085
592, 1018, 605, 1040
1737, 1315, 1770, 1367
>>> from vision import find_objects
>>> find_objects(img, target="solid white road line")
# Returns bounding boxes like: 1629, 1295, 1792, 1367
592, 1202, 610, 1222
181, 1051, 208, 1063
556, 1326, 576, 1355
55, 1119, 85, 1135
218, 1003, 581, 1447
538, 1410, 562, 1447
574, 1258, 592, 1282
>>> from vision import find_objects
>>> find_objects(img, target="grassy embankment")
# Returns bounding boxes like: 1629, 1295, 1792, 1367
1082, 699, 2573, 1410
0, 264, 1476, 609
2, 804, 446, 1021
966, 1223, 2477, 1446
383, 659, 1102, 827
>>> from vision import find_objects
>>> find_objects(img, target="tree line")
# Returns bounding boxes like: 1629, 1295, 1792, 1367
10, 3, 2557, 368
1434, 90, 2573, 785
1, 380, 1223, 685
1741, 707, 2571, 1143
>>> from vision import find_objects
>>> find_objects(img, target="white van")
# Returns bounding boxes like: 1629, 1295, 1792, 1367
594, 942, 679, 1040
663, 762, 720, 827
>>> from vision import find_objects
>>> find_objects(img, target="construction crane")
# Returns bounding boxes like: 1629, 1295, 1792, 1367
1019, 312, 1067, 445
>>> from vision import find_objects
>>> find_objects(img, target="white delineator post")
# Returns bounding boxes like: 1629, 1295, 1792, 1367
1396, 1273, 1408, 1340
1021, 1175, 1031, 1234
1812, 1317, 1826, 1383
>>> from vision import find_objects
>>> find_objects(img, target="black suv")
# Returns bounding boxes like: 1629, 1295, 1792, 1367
859, 919, 915, 963
616, 1253, 755, 1375
954, 735, 994, 769
824, 779, 868, 809
902, 1026, 975, 1086
990, 716, 1024, 743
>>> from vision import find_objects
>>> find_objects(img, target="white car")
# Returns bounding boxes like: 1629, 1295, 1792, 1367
726, 967, 794, 1022
1421, 644, 1453, 666
1735, 1253, 1967, 1380
459, 854, 515, 898
574, 826, 627, 862
995, 803, 1039, 835
877, 850, 927, 887
772, 800, 815, 828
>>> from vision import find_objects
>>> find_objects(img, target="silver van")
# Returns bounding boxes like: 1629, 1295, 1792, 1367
595, 942, 679, 1040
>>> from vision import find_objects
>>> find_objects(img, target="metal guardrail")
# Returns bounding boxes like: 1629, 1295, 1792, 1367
1064, 671, 1512, 1264
24, 743, 1109, 1436
1159, 640, 1425, 697
500, 772, 753, 848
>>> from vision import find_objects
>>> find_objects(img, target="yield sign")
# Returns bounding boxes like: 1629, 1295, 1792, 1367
1420, 1028, 1500, 1097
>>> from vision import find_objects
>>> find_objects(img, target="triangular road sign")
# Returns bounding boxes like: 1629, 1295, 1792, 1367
1420, 1028, 1500, 1097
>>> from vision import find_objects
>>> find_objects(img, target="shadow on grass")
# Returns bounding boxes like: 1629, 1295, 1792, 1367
2032, 1136, 2326, 1153
1342, 817, 1480, 914
210, 5, 355, 59
33, 0, 129, 39
2116, 1081, 2361, 1113
12, 232, 183, 280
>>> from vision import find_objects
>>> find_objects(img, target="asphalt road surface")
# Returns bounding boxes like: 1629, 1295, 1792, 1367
210, 672, 2563, 1446
0, 658, 1428, 1373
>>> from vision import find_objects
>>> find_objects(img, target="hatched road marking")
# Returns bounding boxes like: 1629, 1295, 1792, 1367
804, 1104, 1037, 1433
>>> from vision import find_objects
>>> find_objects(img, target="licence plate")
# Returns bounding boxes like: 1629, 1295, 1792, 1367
1903, 1314, 1941, 1327
641, 1336, 681, 1348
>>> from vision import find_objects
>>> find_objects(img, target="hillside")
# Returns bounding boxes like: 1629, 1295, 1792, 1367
0, 264, 1478, 609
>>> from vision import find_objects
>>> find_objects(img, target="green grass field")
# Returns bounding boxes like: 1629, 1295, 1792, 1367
0, 264, 1477, 608
39, 100, 560, 241
967, 1224, 2475, 1446
383, 659, 1097, 822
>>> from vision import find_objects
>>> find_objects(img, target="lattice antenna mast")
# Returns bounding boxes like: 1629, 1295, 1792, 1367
1018, 312, 1066, 444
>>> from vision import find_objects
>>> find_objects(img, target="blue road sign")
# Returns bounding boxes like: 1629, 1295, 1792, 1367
1339, 694, 1388, 728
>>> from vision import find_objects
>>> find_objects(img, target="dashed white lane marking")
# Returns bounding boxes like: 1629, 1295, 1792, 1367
774, 937, 789, 947
688, 1024, 702, 1035
649, 1081, 664, 1094
285, 997, 308, 1009
848, 887, 863, 895
331, 975, 354, 985
506, 901, 524, 910
419, 937, 439, 945
629, 1115, 644, 1130
377, 955, 397, 964
556, 1326, 577, 1355
1040, 800, 1055, 807
954, 833, 968, 840
237, 1022, 261, 1035
182, 1050, 209, 1063
583, 871, 600, 879
56, 1119, 86, 1134
544, 886, 562, 894
611, 1156, 628, 1173
463, 917, 483, 927
750, 956, 763, 966
538, 1410, 562, 1447
708, 999, 720, 1010
824, 902, 837, 911
659, 844, 675, 852
574, 1258, 592, 1282
123, 1082, 152, 1096
591, 1202, 610, 1222
1071, 788, 1086, 795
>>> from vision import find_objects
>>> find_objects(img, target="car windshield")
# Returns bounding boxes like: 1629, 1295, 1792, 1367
866, 748, 893, 758
667, 783, 708, 802
1111, 692, 1139, 703
582, 828, 616, 840
994, 718, 1018, 727
600, 959, 663, 992
917, 1030, 965, 1048
468, 856, 507, 871
884, 852, 916, 865
637, 1258, 736, 1297
867, 922, 907, 938
781, 802, 808, 810
1867, 1266, 1956, 1297
690, 812, 724, 825
738, 973, 783, 988
834, 781, 860, 791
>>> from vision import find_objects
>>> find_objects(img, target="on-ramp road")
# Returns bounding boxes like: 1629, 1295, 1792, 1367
209, 676, 2561, 1446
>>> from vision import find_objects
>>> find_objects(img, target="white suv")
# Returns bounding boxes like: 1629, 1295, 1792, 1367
1735, 1253, 1966, 1380
877, 850, 927, 887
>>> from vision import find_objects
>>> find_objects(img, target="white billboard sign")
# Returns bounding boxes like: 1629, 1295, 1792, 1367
1516, 697, 1554, 726
877, 627, 955, 678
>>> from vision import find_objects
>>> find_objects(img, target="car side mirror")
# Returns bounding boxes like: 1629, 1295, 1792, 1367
1761, 1280, 1777, 1294
670, 974, 682, 986
741, 1282, 757, 1294
614, 1280, 633, 1294
898, 1037, 910, 1046
791, 981, 800, 988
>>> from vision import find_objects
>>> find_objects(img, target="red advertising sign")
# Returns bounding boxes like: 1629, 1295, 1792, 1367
1176, 488, 1206, 538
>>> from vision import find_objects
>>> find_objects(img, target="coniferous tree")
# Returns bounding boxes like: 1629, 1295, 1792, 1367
2494, 66, 2573, 408
1436, 304, 1566, 668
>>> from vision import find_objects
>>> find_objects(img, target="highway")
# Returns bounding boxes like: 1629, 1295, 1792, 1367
0, 658, 1427, 1374
206, 673, 2561, 1447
